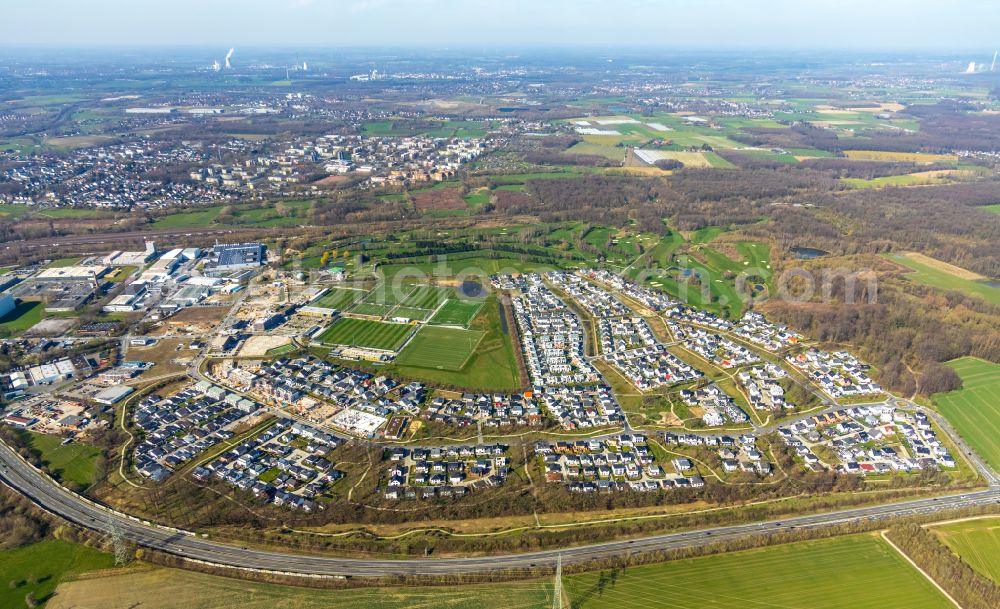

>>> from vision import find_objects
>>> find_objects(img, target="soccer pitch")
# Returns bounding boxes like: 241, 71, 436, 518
316, 318, 414, 351
309, 287, 365, 310
400, 285, 452, 309
429, 299, 483, 327
395, 326, 485, 370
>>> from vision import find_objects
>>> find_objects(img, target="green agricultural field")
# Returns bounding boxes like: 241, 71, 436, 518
0, 540, 115, 609
0, 300, 45, 334
429, 298, 483, 327
400, 285, 452, 309
932, 517, 1000, 583
886, 252, 1000, 307
309, 287, 365, 310
45, 563, 551, 609
842, 169, 977, 189
26, 432, 102, 488
932, 357, 1000, 468
564, 534, 951, 609
395, 326, 486, 370
316, 318, 413, 351
563, 114, 748, 156
983, 203, 1000, 215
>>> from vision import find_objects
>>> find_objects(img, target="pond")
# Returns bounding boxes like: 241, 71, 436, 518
457, 280, 486, 299
791, 246, 829, 260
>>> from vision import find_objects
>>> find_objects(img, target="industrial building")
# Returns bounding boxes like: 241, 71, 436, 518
0, 294, 15, 319
9, 276, 103, 312
102, 240, 159, 267
207, 243, 266, 273
34, 265, 110, 282
93, 385, 135, 405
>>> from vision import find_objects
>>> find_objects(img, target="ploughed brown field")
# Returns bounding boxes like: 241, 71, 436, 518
412, 187, 465, 210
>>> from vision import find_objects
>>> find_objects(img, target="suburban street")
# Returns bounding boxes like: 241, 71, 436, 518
1, 437, 998, 576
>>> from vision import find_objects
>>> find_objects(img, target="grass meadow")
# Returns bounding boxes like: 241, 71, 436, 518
0, 540, 114, 609
26, 432, 102, 488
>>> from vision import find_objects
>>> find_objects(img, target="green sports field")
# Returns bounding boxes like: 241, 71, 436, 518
349, 303, 394, 318
388, 295, 521, 390
399, 285, 451, 309
932, 517, 1000, 583
316, 318, 414, 351
429, 298, 483, 327
363, 283, 415, 306
395, 326, 485, 370
309, 287, 365, 310
931, 357, 1000, 468
389, 306, 433, 321
563, 534, 951, 609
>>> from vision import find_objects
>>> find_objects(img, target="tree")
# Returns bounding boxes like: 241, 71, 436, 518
654, 159, 684, 171
919, 363, 962, 395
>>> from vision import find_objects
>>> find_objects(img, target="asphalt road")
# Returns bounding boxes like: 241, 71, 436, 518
2, 440, 999, 576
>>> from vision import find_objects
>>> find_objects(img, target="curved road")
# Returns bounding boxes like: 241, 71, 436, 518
2, 441, 999, 576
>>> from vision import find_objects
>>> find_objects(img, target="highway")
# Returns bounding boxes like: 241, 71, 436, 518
2, 439, 999, 576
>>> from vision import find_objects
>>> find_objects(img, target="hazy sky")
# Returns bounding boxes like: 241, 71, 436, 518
4, 0, 999, 50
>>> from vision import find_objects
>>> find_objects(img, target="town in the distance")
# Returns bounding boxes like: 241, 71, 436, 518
1, 37, 1000, 609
